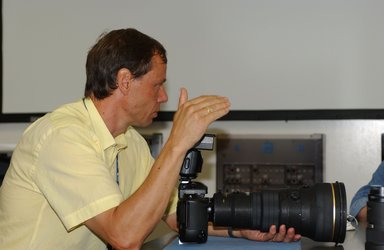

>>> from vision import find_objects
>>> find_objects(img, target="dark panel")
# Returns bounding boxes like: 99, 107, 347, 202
216, 134, 323, 193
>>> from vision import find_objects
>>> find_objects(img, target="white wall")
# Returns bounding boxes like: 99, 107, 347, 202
3, 0, 384, 113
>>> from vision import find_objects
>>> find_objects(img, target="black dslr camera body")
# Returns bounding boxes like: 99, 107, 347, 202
177, 134, 214, 243
177, 134, 347, 244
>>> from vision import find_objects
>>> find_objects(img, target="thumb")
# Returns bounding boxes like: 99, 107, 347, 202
178, 88, 188, 108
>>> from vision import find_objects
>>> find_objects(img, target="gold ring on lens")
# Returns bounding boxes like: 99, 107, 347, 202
331, 183, 336, 240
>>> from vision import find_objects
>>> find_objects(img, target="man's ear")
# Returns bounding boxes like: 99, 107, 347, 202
116, 68, 133, 95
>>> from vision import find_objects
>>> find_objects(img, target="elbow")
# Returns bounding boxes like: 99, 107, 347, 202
105, 226, 147, 250
85, 208, 148, 249
108, 235, 145, 250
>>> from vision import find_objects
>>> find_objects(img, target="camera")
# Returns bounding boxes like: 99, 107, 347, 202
177, 134, 347, 244
366, 186, 384, 250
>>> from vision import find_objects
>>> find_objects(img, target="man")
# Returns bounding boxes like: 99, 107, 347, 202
0, 28, 300, 249
350, 161, 384, 223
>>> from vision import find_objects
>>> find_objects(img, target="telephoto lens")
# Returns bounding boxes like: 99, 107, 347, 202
211, 182, 347, 244
366, 186, 384, 250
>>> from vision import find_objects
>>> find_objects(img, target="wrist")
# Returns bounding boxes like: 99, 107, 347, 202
228, 228, 238, 238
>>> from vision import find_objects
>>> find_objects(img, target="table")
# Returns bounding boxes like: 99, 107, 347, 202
142, 227, 365, 250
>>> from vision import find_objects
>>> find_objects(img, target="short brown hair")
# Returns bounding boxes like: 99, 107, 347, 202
84, 28, 167, 99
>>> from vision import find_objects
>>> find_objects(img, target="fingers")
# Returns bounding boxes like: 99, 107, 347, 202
272, 225, 286, 242
169, 91, 230, 153
271, 225, 301, 242
200, 98, 231, 121
261, 225, 278, 241
176, 93, 230, 124
178, 88, 188, 108
177, 89, 230, 120
241, 226, 276, 241
249, 225, 298, 242
291, 228, 302, 241
192, 96, 230, 118
234, 225, 302, 243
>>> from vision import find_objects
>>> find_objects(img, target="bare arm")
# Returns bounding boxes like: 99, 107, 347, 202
85, 89, 230, 249
356, 206, 367, 224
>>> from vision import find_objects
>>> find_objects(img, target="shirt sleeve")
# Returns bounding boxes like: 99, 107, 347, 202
349, 161, 384, 217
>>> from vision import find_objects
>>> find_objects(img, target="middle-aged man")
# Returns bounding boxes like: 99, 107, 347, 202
0, 28, 301, 249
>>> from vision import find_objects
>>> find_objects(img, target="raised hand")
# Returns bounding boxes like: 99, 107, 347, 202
168, 88, 230, 153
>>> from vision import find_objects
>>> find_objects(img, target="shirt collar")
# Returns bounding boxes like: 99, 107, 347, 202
83, 98, 128, 151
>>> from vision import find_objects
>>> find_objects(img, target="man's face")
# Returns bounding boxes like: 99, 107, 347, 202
125, 54, 168, 127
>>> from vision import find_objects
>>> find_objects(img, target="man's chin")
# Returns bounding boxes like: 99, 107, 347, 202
133, 114, 157, 128
136, 119, 154, 128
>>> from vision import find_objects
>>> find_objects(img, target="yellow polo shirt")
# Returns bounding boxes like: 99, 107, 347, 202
0, 98, 177, 249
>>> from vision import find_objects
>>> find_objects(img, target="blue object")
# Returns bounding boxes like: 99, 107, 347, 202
261, 142, 274, 154
165, 236, 301, 250
350, 161, 384, 217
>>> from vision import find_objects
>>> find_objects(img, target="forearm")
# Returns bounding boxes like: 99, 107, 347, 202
86, 139, 186, 249
116, 140, 185, 231
356, 206, 367, 224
